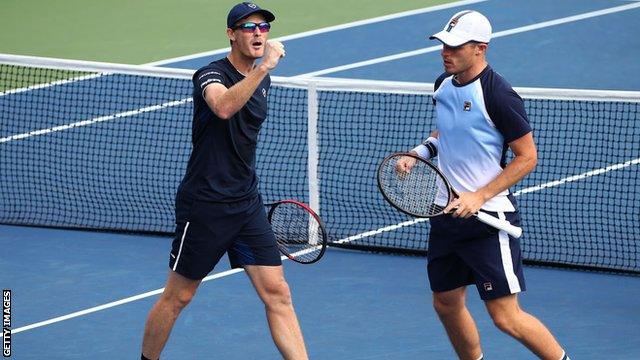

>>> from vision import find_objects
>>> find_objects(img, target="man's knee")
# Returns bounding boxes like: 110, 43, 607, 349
432, 291, 465, 317
162, 286, 197, 311
486, 303, 521, 337
261, 279, 293, 309
486, 296, 524, 337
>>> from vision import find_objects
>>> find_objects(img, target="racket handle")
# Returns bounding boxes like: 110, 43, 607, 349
476, 211, 523, 238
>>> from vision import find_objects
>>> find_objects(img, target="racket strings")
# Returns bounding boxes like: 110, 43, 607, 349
270, 203, 325, 262
379, 156, 447, 216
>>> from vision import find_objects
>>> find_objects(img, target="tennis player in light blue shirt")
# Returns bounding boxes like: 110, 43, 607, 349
405, 10, 571, 360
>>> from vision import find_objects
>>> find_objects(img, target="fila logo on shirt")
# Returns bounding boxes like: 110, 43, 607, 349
262, 88, 267, 97
483, 282, 493, 291
463, 101, 472, 111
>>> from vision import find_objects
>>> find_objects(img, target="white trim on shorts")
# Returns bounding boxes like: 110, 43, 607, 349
497, 212, 521, 293
172, 221, 190, 271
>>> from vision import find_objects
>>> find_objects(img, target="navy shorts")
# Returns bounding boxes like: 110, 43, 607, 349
427, 211, 526, 300
169, 195, 282, 280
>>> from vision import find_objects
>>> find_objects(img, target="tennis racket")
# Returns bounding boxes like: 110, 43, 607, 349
377, 152, 523, 238
267, 199, 328, 264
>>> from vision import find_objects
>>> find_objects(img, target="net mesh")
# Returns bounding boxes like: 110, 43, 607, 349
1, 55, 638, 273
1, 64, 192, 231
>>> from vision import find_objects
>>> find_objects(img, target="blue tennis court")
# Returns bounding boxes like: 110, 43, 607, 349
2, 0, 640, 358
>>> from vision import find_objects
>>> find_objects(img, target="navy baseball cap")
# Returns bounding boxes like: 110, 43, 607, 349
227, 2, 275, 28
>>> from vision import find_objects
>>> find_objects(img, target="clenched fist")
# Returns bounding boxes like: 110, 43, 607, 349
262, 40, 285, 70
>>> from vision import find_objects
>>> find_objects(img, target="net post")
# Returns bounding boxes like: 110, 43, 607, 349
307, 81, 320, 245
307, 81, 320, 215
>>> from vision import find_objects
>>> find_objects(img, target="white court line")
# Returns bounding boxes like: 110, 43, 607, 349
0, 58, 192, 98
11, 268, 245, 334
12, 244, 319, 334
11, 155, 639, 334
0, 98, 192, 143
514, 157, 640, 195
294, 2, 640, 78
144, 0, 488, 66
0, 74, 103, 97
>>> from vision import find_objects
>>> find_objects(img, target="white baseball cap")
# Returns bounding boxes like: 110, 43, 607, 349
429, 10, 492, 47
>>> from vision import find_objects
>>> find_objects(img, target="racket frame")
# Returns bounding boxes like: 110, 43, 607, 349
377, 152, 523, 238
266, 199, 328, 264
377, 152, 452, 218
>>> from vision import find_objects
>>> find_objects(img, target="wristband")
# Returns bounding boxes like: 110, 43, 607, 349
411, 136, 439, 159
411, 144, 431, 159
423, 136, 439, 158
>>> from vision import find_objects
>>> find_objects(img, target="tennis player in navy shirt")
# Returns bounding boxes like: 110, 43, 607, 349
141, 3, 308, 359
400, 10, 570, 360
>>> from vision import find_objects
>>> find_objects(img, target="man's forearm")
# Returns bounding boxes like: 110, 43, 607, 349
477, 154, 536, 202
211, 64, 269, 119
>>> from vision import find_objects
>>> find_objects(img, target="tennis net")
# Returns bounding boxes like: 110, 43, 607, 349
1, 54, 638, 273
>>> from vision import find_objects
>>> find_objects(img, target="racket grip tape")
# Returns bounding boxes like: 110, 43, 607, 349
476, 211, 523, 238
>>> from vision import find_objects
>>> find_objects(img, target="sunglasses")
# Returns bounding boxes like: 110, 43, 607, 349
233, 22, 271, 33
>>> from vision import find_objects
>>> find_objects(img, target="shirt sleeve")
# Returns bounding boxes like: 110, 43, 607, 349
432, 72, 449, 105
485, 81, 532, 143
193, 65, 227, 99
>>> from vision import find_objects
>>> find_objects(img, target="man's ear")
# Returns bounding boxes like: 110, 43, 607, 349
476, 43, 488, 55
227, 28, 235, 45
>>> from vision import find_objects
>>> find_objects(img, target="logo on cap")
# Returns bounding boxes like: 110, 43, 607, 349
446, 10, 473, 32
446, 19, 459, 32
247, 3, 257, 9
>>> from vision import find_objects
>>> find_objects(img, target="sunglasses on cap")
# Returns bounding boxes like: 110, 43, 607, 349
232, 22, 271, 33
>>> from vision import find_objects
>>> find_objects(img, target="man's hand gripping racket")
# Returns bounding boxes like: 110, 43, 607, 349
377, 153, 523, 238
